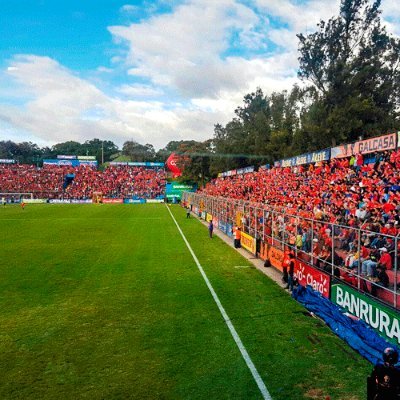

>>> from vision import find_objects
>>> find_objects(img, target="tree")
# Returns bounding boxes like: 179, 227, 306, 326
122, 141, 155, 162
297, 0, 400, 145
83, 139, 119, 163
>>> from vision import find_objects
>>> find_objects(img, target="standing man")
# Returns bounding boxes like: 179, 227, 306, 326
186, 207, 191, 218
208, 220, 214, 238
285, 253, 295, 292
233, 226, 241, 248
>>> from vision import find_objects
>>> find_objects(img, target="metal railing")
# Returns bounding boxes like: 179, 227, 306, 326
183, 192, 399, 310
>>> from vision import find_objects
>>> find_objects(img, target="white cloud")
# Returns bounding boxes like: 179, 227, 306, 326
1, 0, 399, 151
0, 55, 228, 149
120, 4, 138, 13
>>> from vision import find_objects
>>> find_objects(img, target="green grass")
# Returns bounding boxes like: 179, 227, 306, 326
0, 204, 370, 399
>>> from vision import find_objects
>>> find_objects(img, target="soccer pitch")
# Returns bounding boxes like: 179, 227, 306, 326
1, 204, 370, 399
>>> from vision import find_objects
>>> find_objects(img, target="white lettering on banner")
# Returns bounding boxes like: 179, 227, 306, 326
294, 262, 329, 297
311, 152, 325, 162
335, 286, 400, 344
369, 305, 379, 329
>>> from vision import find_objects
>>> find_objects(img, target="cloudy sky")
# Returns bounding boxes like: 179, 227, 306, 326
0, 0, 399, 150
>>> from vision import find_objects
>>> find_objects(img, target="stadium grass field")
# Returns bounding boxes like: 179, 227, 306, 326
0, 203, 371, 399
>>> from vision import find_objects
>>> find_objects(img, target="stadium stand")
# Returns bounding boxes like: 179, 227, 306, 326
188, 142, 400, 311
0, 163, 166, 200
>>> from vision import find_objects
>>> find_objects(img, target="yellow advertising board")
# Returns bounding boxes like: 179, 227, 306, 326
236, 212, 243, 228
240, 231, 256, 255
206, 213, 213, 222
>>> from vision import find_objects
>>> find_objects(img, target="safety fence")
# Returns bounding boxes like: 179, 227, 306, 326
182, 191, 400, 347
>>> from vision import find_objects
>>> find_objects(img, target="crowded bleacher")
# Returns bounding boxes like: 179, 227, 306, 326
188, 133, 400, 309
0, 163, 166, 200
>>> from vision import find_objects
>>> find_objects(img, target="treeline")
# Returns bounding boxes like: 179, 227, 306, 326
2, 0, 400, 185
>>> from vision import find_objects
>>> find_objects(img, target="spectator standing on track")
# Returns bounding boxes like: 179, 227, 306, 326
208, 220, 214, 238
285, 253, 295, 292
186, 207, 191, 218
233, 226, 241, 248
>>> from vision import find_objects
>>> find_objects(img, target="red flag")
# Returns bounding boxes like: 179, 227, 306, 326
166, 152, 182, 177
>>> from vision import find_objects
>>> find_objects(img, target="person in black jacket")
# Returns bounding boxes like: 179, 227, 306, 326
285, 253, 295, 292
368, 347, 400, 399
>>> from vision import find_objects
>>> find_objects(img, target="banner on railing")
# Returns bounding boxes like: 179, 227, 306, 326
268, 246, 285, 271
109, 161, 165, 167
294, 261, 331, 298
236, 212, 243, 228
331, 133, 397, 158
240, 232, 256, 255
219, 220, 227, 234
43, 159, 98, 167
206, 213, 213, 222
331, 281, 400, 346
102, 198, 123, 204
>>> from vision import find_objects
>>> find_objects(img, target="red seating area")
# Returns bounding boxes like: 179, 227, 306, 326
201, 149, 400, 308
0, 164, 166, 199
203, 150, 400, 234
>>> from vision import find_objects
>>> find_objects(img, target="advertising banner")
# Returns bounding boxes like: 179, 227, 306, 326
294, 261, 331, 298
57, 155, 76, 159
165, 182, 197, 200
268, 246, 285, 271
206, 213, 213, 222
201, 211, 206, 220
240, 232, 256, 255
0, 159, 16, 164
331, 281, 400, 345
236, 212, 243, 228
146, 199, 164, 203
309, 149, 331, 163
77, 156, 96, 160
110, 162, 128, 166
43, 159, 97, 167
102, 198, 123, 204
219, 220, 227, 234
356, 133, 397, 155
22, 199, 47, 203
227, 223, 233, 237
123, 199, 146, 204
236, 166, 254, 175
49, 199, 71, 203
281, 158, 295, 168
70, 199, 92, 203
331, 133, 397, 158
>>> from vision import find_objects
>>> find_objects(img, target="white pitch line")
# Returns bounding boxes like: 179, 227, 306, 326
165, 205, 272, 400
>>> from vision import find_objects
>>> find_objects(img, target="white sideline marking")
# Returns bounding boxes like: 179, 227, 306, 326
166, 205, 272, 400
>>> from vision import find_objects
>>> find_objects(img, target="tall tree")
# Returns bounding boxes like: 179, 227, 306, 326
297, 0, 400, 145
122, 141, 155, 162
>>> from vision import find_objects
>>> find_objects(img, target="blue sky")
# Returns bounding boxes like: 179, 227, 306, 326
0, 0, 399, 150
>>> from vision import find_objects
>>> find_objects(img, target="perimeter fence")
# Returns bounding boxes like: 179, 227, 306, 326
182, 192, 399, 313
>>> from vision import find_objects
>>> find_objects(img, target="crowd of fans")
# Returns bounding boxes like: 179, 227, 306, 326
0, 164, 166, 200
201, 149, 400, 306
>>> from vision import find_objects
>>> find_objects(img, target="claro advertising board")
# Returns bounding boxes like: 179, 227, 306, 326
331, 281, 400, 346
294, 261, 331, 298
